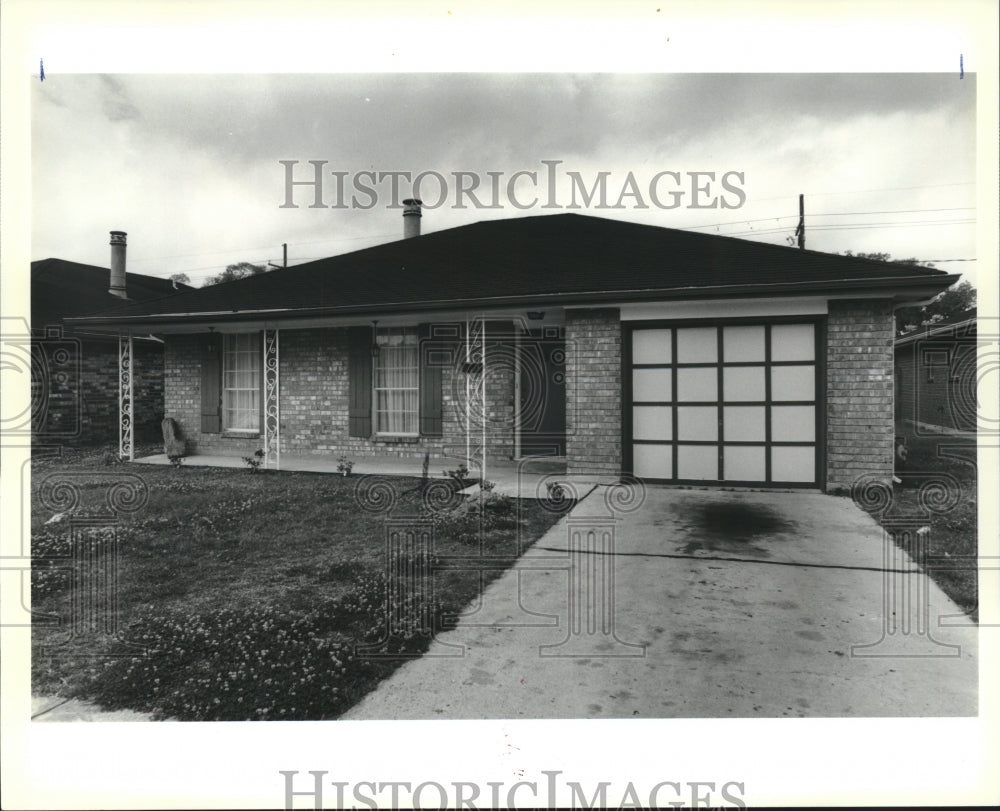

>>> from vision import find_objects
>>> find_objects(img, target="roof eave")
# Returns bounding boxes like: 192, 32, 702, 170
66, 273, 961, 330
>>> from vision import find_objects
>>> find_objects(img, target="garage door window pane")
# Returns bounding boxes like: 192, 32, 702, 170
771, 365, 815, 401
724, 446, 766, 481
724, 406, 765, 441
771, 446, 815, 482
771, 406, 815, 442
723, 366, 765, 401
677, 368, 717, 401
632, 329, 672, 364
633, 406, 673, 440
633, 444, 673, 479
771, 324, 815, 361
678, 445, 718, 480
676, 327, 717, 363
677, 406, 718, 441
723, 326, 765, 362
633, 368, 672, 402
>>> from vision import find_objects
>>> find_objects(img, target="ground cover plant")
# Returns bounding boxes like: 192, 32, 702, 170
31, 446, 570, 720
883, 433, 978, 620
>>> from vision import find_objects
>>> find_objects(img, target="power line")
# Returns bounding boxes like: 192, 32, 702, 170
725, 218, 975, 237
685, 206, 976, 232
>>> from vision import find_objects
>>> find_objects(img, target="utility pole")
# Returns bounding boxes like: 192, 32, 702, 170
795, 194, 805, 249
268, 243, 288, 270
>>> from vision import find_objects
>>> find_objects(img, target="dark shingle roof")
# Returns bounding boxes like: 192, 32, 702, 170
32, 258, 189, 334
67, 213, 959, 327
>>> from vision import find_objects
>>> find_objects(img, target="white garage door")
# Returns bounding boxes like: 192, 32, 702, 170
627, 321, 820, 486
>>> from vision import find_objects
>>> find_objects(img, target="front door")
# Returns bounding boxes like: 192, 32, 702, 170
518, 327, 566, 457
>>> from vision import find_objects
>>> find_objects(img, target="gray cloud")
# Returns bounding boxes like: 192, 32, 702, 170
30, 73, 978, 286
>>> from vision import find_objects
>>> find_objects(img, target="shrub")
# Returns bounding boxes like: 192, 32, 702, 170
443, 464, 472, 488
243, 449, 265, 473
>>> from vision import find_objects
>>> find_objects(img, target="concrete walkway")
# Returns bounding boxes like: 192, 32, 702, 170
343, 486, 978, 719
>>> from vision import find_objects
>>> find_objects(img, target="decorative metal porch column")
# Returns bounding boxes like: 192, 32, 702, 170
263, 328, 280, 469
118, 332, 133, 461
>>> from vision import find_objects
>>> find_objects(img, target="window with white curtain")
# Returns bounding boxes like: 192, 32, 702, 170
222, 332, 260, 432
375, 326, 419, 435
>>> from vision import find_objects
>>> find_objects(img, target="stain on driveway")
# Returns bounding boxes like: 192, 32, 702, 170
671, 500, 797, 557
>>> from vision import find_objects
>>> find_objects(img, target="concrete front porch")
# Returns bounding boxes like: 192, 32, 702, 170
133, 452, 606, 499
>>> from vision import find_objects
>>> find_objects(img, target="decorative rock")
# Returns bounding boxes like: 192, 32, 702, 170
162, 417, 186, 458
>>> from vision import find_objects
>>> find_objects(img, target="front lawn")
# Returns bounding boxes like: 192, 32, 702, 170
30, 447, 570, 720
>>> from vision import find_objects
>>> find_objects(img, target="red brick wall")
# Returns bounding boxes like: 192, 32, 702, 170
163, 326, 516, 463
565, 308, 621, 476
825, 300, 895, 491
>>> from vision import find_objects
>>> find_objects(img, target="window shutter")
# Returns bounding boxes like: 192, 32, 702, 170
200, 333, 222, 433
348, 326, 373, 437
419, 323, 443, 436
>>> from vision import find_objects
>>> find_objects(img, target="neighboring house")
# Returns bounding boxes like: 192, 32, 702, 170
895, 310, 978, 436
31, 233, 188, 444
68, 209, 959, 492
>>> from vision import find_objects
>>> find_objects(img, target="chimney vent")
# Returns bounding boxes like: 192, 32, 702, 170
109, 231, 127, 298
402, 198, 422, 239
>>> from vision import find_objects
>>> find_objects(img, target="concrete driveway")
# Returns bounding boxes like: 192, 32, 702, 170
343, 486, 977, 719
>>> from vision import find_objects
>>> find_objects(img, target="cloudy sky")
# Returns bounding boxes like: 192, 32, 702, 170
32, 72, 979, 288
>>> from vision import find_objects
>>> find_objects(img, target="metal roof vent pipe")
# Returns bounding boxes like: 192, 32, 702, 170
403, 198, 422, 239
109, 230, 128, 298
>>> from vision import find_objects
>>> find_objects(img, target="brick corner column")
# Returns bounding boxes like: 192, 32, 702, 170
565, 308, 622, 478
825, 299, 895, 492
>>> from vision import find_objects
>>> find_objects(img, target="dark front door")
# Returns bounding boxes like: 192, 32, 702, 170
518, 328, 566, 457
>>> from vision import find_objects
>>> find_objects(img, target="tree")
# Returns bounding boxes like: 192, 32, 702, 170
842, 252, 976, 334
203, 262, 268, 287
895, 279, 976, 335
169, 273, 190, 287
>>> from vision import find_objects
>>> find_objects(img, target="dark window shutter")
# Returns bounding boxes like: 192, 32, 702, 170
200, 333, 222, 433
419, 323, 443, 436
348, 326, 373, 437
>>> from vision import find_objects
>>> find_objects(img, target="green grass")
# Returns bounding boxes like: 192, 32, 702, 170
887, 433, 978, 621
30, 446, 570, 720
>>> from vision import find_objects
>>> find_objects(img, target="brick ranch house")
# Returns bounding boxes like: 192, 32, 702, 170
31, 233, 188, 445
68, 210, 959, 492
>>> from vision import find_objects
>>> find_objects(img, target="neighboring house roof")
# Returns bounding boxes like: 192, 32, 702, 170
32, 258, 189, 337
67, 213, 961, 328
895, 309, 977, 348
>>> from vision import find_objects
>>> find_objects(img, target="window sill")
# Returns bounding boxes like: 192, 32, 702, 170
374, 435, 420, 444
222, 431, 261, 439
